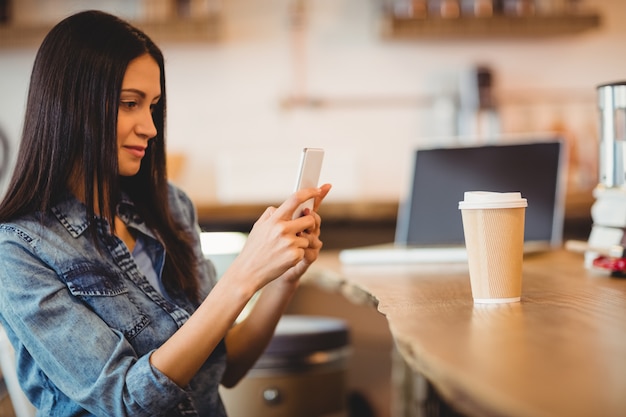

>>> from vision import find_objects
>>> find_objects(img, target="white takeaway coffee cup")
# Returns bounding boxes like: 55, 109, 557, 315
458, 191, 528, 303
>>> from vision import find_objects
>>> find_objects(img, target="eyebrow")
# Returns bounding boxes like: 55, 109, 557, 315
121, 88, 161, 101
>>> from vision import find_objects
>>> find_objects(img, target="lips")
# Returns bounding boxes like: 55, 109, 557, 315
124, 145, 146, 158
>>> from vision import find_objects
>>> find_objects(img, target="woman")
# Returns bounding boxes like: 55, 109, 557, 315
0, 10, 331, 417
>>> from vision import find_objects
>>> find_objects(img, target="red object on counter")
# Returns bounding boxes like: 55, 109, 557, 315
592, 256, 626, 273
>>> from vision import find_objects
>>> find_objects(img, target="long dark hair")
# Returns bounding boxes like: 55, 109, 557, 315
0, 10, 200, 302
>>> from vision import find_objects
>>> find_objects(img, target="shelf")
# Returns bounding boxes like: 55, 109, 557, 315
0, 15, 221, 48
137, 15, 222, 43
382, 13, 601, 39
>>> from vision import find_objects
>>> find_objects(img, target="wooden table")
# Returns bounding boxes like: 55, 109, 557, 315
308, 250, 626, 417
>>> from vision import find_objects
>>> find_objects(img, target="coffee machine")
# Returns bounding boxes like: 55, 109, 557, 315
585, 81, 626, 276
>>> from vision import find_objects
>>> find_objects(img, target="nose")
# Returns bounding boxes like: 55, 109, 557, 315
137, 108, 158, 139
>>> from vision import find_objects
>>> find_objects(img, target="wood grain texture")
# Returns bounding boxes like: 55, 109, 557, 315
310, 250, 626, 417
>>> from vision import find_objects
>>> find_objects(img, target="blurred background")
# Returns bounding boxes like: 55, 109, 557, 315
0, 1, 624, 416
0, 0, 621, 209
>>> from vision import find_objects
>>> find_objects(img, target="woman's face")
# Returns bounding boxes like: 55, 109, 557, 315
117, 53, 161, 177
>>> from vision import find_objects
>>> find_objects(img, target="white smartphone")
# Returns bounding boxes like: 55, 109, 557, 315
292, 147, 324, 219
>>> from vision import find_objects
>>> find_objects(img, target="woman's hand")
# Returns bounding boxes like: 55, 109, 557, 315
218, 184, 331, 387
278, 183, 331, 283
225, 184, 331, 291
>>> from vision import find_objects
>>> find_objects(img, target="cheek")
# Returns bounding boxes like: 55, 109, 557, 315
116, 116, 132, 145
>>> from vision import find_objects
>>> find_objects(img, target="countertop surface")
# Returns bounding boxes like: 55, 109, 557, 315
307, 249, 626, 417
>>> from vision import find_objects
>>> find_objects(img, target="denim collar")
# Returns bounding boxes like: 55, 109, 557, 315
50, 191, 93, 238
50, 191, 155, 240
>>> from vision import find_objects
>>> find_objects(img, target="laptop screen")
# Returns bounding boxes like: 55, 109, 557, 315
395, 139, 566, 249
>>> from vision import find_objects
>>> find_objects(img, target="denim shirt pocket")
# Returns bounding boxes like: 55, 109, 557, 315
64, 263, 150, 342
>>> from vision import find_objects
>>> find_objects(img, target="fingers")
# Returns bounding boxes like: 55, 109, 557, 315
260, 206, 276, 221
296, 209, 322, 257
294, 218, 315, 238
313, 183, 332, 211
272, 184, 332, 220
299, 207, 321, 233
234, 190, 329, 291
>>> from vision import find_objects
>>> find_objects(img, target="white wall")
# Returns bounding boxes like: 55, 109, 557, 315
1, 0, 625, 205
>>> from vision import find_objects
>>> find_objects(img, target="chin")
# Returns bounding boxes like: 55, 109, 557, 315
118, 164, 142, 177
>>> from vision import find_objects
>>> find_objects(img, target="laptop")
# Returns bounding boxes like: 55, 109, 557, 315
339, 138, 567, 265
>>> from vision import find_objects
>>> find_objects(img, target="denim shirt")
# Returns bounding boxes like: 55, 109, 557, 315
0, 184, 227, 417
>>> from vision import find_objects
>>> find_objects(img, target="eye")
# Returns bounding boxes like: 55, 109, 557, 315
120, 100, 138, 110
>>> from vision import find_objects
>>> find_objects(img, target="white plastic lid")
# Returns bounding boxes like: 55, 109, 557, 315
458, 191, 527, 210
